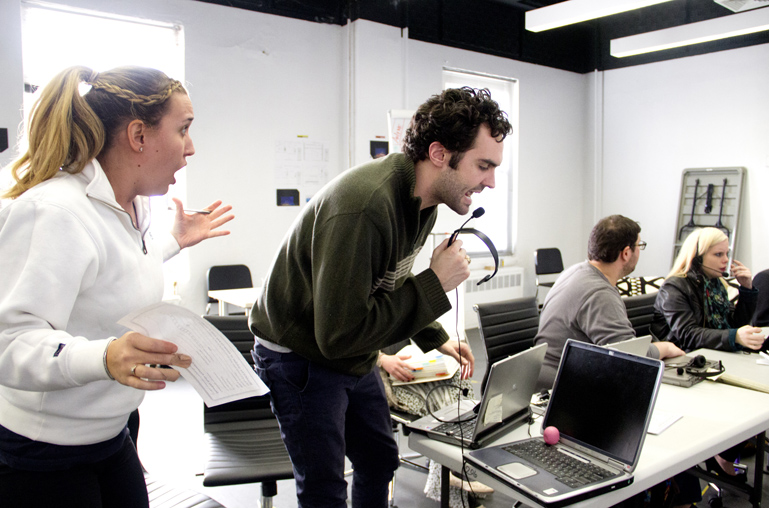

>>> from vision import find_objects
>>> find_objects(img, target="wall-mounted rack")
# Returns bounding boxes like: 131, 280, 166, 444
672, 167, 745, 266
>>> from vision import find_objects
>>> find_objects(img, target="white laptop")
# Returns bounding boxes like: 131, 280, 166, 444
407, 343, 547, 449
465, 340, 664, 507
606, 335, 652, 357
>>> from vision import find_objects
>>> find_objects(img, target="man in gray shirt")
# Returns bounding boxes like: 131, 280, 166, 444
535, 215, 683, 389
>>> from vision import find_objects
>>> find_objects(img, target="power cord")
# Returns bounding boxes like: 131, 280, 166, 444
454, 286, 474, 508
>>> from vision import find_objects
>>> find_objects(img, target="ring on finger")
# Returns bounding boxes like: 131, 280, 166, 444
465, 255, 471, 264
130, 364, 139, 376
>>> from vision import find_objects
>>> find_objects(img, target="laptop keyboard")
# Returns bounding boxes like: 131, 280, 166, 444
502, 440, 619, 488
432, 414, 477, 437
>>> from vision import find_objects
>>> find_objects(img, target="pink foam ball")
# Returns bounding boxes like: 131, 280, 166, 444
543, 426, 560, 445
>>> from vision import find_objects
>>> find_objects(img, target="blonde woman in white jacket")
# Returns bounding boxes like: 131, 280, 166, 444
0, 66, 232, 507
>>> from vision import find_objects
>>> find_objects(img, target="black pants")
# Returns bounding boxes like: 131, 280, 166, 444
254, 345, 399, 507
0, 436, 148, 508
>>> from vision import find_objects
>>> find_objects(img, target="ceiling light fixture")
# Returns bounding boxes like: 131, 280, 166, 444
525, 0, 675, 33
610, 6, 769, 57
714, 0, 769, 14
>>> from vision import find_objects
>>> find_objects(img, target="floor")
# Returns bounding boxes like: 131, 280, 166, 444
138, 328, 769, 508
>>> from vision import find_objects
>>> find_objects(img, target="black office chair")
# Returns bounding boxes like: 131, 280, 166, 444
623, 292, 658, 338
201, 316, 293, 508
473, 296, 540, 393
206, 264, 253, 314
126, 410, 226, 508
534, 248, 564, 302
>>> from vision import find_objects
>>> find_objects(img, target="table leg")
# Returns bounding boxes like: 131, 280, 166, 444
751, 431, 765, 508
441, 465, 449, 508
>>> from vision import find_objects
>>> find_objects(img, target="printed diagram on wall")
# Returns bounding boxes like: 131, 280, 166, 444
387, 109, 414, 154
274, 138, 330, 205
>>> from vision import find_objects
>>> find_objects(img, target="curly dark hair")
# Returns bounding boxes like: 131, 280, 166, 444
588, 215, 641, 263
402, 87, 512, 164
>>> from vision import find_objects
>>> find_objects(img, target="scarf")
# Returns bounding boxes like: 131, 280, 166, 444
702, 276, 730, 329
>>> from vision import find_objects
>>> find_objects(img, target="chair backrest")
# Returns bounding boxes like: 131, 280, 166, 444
207, 264, 253, 303
534, 248, 564, 276
473, 296, 540, 392
202, 315, 274, 425
622, 292, 658, 338
753, 269, 769, 326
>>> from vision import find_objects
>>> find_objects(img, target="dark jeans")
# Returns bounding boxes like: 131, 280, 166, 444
0, 435, 148, 508
254, 344, 399, 508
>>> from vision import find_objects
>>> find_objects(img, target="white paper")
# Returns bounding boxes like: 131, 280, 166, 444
389, 344, 460, 386
647, 411, 682, 435
483, 393, 504, 425
118, 302, 268, 407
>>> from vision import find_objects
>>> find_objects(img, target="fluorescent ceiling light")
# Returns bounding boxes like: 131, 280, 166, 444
714, 0, 769, 13
525, 0, 674, 32
611, 6, 769, 57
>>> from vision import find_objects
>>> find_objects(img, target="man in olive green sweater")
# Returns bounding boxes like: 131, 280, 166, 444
250, 87, 512, 508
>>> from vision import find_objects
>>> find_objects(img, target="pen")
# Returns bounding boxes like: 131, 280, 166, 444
167, 207, 212, 214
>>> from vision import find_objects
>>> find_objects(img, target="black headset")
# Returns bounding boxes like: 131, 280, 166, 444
446, 208, 499, 285
670, 354, 725, 378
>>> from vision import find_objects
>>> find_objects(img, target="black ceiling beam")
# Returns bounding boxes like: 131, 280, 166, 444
192, 0, 769, 73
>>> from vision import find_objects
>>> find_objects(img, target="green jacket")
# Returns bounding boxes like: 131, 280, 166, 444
250, 153, 452, 376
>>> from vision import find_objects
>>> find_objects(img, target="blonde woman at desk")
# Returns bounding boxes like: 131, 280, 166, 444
0, 65, 232, 507
652, 227, 762, 484
652, 227, 763, 353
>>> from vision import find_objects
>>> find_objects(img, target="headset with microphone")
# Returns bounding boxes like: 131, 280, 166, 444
692, 236, 729, 278
446, 207, 499, 285
670, 354, 725, 378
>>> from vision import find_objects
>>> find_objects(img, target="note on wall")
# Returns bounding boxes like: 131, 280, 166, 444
387, 109, 414, 154
274, 138, 330, 204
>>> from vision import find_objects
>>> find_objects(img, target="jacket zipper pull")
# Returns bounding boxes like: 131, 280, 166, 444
142, 237, 148, 255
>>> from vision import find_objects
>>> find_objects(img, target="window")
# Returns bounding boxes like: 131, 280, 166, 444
439, 68, 519, 255
21, 1, 186, 297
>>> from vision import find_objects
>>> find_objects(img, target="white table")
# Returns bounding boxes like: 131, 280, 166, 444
208, 287, 262, 316
409, 350, 769, 508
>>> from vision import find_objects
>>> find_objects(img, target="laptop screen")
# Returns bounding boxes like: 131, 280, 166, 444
544, 340, 662, 467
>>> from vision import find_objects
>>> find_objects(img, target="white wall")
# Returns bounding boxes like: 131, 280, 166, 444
600, 44, 769, 278
177, 1, 348, 309
0, 0, 23, 173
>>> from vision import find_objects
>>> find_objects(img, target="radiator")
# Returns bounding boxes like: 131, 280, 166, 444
463, 266, 524, 328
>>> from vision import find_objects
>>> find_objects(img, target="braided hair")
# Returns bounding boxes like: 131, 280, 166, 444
3, 65, 185, 199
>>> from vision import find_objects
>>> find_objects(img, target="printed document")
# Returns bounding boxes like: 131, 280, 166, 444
119, 302, 269, 406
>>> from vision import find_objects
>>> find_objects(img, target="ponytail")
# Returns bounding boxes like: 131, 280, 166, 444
4, 66, 104, 199
3, 65, 184, 199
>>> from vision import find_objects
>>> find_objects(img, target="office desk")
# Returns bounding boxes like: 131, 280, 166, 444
208, 287, 262, 316
410, 360, 769, 508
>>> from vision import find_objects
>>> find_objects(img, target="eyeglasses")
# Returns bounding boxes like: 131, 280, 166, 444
636, 241, 647, 250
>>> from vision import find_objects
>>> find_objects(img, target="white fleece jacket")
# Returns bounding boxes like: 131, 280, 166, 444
0, 160, 180, 445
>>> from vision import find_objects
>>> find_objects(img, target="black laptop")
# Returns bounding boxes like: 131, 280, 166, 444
465, 339, 664, 507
